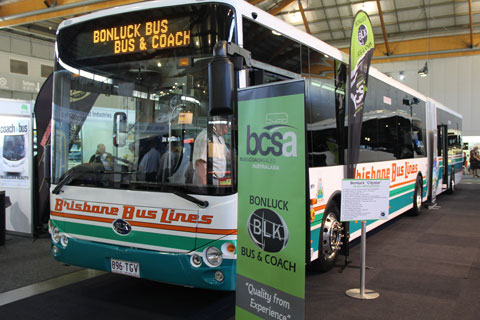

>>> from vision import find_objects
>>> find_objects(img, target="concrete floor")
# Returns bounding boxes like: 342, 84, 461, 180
0, 175, 479, 319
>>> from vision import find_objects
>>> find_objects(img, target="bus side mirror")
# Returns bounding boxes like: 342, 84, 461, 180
208, 41, 234, 116
113, 112, 127, 147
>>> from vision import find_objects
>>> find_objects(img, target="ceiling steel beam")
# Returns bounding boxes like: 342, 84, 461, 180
298, 0, 311, 34
319, 0, 333, 40
376, 0, 391, 56
341, 34, 480, 62
469, 0, 474, 47
0, 0, 143, 28
279, 0, 469, 22
248, 0, 266, 5
334, 0, 347, 39
268, 0, 296, 16
307, 9, 480, 39
324, 25, 479, 47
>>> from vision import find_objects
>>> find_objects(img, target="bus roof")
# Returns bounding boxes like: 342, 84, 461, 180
428, 97, 463, 119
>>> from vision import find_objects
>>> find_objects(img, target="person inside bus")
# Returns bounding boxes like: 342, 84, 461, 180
89, 143, 113, 170
138, 139, 162, 182
192, 117, 230, 185
469, 145, 480, 178
158, 140, 180, 182
124, 142, 135, 164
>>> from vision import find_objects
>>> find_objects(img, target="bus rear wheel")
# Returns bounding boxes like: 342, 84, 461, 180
312, 203, 343, 272
410, 177, 423, 216
447, 169, 455, 194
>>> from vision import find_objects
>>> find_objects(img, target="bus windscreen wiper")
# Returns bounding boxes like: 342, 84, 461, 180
173, 190, 209, 209
52, 165, 104, 194
162, 186, 209, 208
52, 169, 78, 194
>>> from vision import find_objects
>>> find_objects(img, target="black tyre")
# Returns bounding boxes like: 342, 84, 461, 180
311, 202, 343, 272
447, 169, 455, 194
410, 176, 423, 216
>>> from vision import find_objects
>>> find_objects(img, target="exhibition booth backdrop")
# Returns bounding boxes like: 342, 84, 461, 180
0, 98, 34, 236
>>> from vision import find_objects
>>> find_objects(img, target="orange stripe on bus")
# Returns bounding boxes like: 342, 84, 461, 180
129, 221, 236, 235
50, 211, 236, 236
51, 211, 115, 224
390, 178, 416, 189
313, 204, 326, 212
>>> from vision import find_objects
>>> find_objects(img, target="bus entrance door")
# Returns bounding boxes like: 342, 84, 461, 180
437, 124, 448, 190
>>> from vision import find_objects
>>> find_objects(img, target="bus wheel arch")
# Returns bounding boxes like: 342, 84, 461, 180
312, 192, 344, 272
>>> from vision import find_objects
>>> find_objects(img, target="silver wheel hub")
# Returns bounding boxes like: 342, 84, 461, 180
322, 212, 343, 259
416, 188, 422, 208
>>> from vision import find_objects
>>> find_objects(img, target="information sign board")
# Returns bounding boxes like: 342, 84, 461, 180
340, 179, 390, 222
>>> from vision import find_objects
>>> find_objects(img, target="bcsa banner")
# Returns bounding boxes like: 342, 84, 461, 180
347, 10, 375, 178
236, 80, 307, 320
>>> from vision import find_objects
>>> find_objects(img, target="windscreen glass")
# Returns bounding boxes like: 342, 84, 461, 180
52, 3, 236, 196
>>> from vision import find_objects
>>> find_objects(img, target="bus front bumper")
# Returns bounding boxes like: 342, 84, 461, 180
51, 237, 236, 291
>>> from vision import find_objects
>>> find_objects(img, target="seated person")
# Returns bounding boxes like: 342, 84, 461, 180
89, 143, 113, 170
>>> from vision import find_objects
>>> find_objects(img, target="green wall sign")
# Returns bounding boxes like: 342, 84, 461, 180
236, 80, 307, 320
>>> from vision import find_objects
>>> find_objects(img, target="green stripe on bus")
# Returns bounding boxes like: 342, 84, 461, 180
54, 220, 195, 251
390, 183, 415, 197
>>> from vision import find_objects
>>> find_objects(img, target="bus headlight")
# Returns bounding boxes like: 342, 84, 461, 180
204, 246, 223, 267
60, 235, 69, 247
190, 254, 202, 268
51, 226, 60, 243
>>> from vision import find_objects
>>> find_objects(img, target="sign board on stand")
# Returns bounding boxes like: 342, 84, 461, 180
340, 179, 390, 222
341, 178, 389, 300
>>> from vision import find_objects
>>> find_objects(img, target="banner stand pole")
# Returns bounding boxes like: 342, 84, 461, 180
345, 221, 379, 300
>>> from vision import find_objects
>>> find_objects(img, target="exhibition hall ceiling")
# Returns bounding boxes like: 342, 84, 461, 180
0, 0, 479, 55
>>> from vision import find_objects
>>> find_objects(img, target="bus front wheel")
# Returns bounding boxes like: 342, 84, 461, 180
312, 202, 343, 272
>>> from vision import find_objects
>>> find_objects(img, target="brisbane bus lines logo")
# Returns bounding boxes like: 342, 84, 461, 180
246, 112, 297, 157
247, 208, 289, 253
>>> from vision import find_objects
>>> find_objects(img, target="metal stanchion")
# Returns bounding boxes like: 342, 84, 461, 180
345, 221, 379, 299
0, 191, 5, 246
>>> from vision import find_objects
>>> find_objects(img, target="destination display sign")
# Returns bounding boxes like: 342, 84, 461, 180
91, 19, 191, 55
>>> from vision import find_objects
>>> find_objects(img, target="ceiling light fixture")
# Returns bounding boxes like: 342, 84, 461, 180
418, 62, 428, 77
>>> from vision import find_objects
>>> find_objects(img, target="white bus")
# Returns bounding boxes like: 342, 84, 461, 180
2, 134, 27, 173
49, 0, 462, 290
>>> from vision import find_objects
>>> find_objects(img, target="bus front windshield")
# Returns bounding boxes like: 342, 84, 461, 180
3, 135, 25, 161
52, 3, 236, 196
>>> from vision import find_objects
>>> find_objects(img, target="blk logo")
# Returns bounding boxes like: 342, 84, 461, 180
247, 208, 289, 253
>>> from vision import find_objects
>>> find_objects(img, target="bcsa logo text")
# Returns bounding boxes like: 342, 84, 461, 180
246, 125, 297, 157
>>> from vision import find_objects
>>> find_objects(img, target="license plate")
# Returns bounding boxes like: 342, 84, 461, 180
110, 258, 140, 278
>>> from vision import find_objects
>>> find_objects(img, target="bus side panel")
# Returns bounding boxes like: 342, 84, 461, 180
309, 165, 344, 261
309, 157, 428, 261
